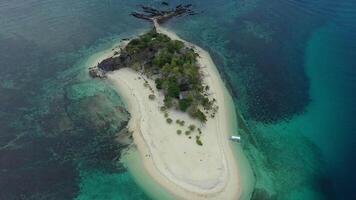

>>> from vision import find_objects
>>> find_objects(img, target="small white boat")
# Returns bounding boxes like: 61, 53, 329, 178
230, 135, 241, 142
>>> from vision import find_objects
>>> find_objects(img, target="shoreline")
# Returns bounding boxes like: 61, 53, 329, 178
91, 25, 254, 199
154, 23, 254, 199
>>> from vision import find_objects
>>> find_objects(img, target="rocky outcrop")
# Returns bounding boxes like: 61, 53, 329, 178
89, 67, 106, 78
131, 4, 197, 24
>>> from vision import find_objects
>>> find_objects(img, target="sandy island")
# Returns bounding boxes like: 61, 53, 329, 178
93, 22, 252, 199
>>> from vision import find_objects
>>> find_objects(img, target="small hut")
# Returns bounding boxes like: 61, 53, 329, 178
179, 91, 190, 100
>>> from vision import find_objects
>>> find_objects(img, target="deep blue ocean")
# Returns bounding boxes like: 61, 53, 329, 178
0, 0, 355, 199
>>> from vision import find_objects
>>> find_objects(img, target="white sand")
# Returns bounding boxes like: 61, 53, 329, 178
103, 22, 251, 199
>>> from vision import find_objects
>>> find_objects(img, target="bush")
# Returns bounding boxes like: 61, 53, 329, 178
153, 49, 172, 68
131, 62, 141, 71
148, 94, 155, 100
188, 124, 196, 131
197, 128, 202, 134
179, 120, 185, 126
166, 118, 172, 124
195, 109, 207, 123
164, 112, 169, 118
202, 97, 211, 109
160, 106, 167, 112
177, 130, 182, 135
185, 130, 191, 135
167, 78, 180, 98
155, 78, 163, 89
187, 105, 197, 117
179, 99, 192, 111
176, 119, 181, 124
196, 136, 203, 146
205, 85, 210, 91
167, 40, 184, 52
164, 95, 173, 108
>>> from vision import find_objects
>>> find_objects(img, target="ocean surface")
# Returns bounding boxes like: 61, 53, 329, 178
0, 0, 355, 199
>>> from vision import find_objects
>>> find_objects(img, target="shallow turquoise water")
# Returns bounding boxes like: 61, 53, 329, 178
0, 0, 355, 199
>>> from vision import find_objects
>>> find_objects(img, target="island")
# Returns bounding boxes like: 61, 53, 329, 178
89, 4, 252, 200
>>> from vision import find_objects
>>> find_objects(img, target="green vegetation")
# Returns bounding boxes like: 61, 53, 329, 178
118, 30, 217, 123
185, 130, 191, 135
195, 110, 207, 122
196, 136, 203, 146
155, 79, 163, 89
179, 120, 185, 126
160, 106, 167, 112
179, 98, 192, 111
166, 77, 180, 98
177, 130, 182, 135
176, 119, 186, 126
163, 95, 173, 108
188, 124, 196, 131
148, 94, 155, 100
187, 106, 207, 123
197, 128, 202, 134
175, 119, 187, 126
166, 118, 173, 124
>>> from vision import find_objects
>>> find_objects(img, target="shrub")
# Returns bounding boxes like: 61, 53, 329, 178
197, 128, 202, 134
176, 119, 181, 124
131, 62, 141, 70
187, 105, 197, 118
167, 78, 180, 98
202, 97, 212, 109
164, 95, 173, 108
179, 99, 192, 111
177, 130, 182, 135
153, 49, 172, 68
166, 118, 172, 124
188, 124, 196, 131
195, 109, 207, 123
160, 106, 167, 112
155, 78, 163, 89
205, 85, 210, 91
148, 94, 155, 100
164, 112, 169, 118
196, 137, 203, 146
179, 120, 185, 126
185, 130, 191, 135
168, 40, 184, 52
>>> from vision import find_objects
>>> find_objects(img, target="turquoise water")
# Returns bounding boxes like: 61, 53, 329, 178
166, 1, 356, 199
1, 0, 355, 199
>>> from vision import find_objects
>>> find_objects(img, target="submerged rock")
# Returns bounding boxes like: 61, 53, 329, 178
130, 3, 196, 24
89, 67, 106, 78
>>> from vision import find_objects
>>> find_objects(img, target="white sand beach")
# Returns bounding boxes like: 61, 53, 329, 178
94, 23, 253, 199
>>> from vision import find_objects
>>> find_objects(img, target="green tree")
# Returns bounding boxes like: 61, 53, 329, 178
179, 99, 192, 111
155, 78, 163, 89
167, 77, 180, 98
195, 109, 207, 122
164, 95, 173, 108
